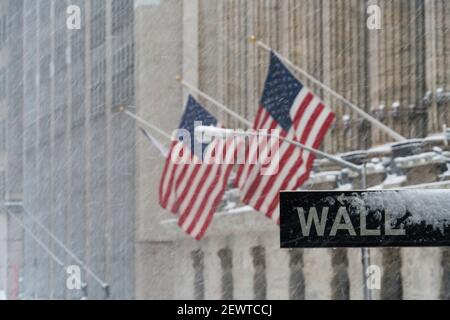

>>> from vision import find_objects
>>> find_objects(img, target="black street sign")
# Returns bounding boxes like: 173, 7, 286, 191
280, 190, 450, 248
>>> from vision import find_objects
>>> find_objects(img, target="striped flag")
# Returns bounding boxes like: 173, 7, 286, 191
159, 95, 236, 240
235, 52, 335, 223
139, 127, 169, 158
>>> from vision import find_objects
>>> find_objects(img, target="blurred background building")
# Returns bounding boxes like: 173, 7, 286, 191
1, 0, 135, 299
0, 0, 7, 299
0, 0, 449, 299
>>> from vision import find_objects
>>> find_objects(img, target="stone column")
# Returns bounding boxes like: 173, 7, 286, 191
134, 0, 183, 299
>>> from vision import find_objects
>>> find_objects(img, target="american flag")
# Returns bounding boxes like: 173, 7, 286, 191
235, 52, 335, 223
140, 127, 169, 158
159, 95, 235, 240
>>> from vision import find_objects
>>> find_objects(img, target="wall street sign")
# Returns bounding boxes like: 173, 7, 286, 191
280, 190, 450, 248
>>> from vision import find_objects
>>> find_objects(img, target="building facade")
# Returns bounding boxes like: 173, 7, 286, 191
0, 0, 8, 298
0, 0, 449, 300
135, 0, 450, 300
2, 0, 136, 299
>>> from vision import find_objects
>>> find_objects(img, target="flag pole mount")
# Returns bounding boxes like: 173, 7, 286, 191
112, 105, 125, 113
117, 104, 172, 140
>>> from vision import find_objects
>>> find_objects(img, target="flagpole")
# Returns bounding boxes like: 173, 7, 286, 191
139, 127, 169, 158
118, 106, 172, 140
250, 35, 407, 142
4, 203, 110, 295
5, 206, 65, 268
197, 126, 362, 173
176, 76, 253, 128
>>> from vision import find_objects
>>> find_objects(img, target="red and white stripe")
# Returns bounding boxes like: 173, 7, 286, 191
235, 86, 335, 222
159, 137, 237, 240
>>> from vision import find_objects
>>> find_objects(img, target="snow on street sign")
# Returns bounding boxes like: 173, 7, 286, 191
280, 190, 450, 248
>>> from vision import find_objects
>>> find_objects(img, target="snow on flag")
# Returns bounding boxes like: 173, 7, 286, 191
235, 52, 335, 223
159, 95, 235, 240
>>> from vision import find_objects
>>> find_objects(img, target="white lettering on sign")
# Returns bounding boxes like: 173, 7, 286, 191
330, 206, 356, 236
296, 207, 328, 236
296, 206, 405, 236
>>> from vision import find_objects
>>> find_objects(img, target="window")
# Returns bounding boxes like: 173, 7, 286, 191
39, 54, 51, 83
39, 1, 50, 25
0, 120, 5, 153
0, 171, 4, 201
90, 59, 106, 117
54, 104, 67, 136
112, 0, 133, 35
55, 29, 67, 72
112, 43, 134, 107
39, 54, 51, 115
24, 68, 36, 126
90, 0, 106, 49
54, 0, 67, 18
71, 28, 85, 63
71, 63, 85, 126
0, 16, 7, 49
0, 69, 5, 100
39, 115, 51, 146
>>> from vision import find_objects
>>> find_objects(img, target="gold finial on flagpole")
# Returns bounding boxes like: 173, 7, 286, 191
175, 75, 182, 82
118, 105, 125, 112
249, 35, 257, 43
